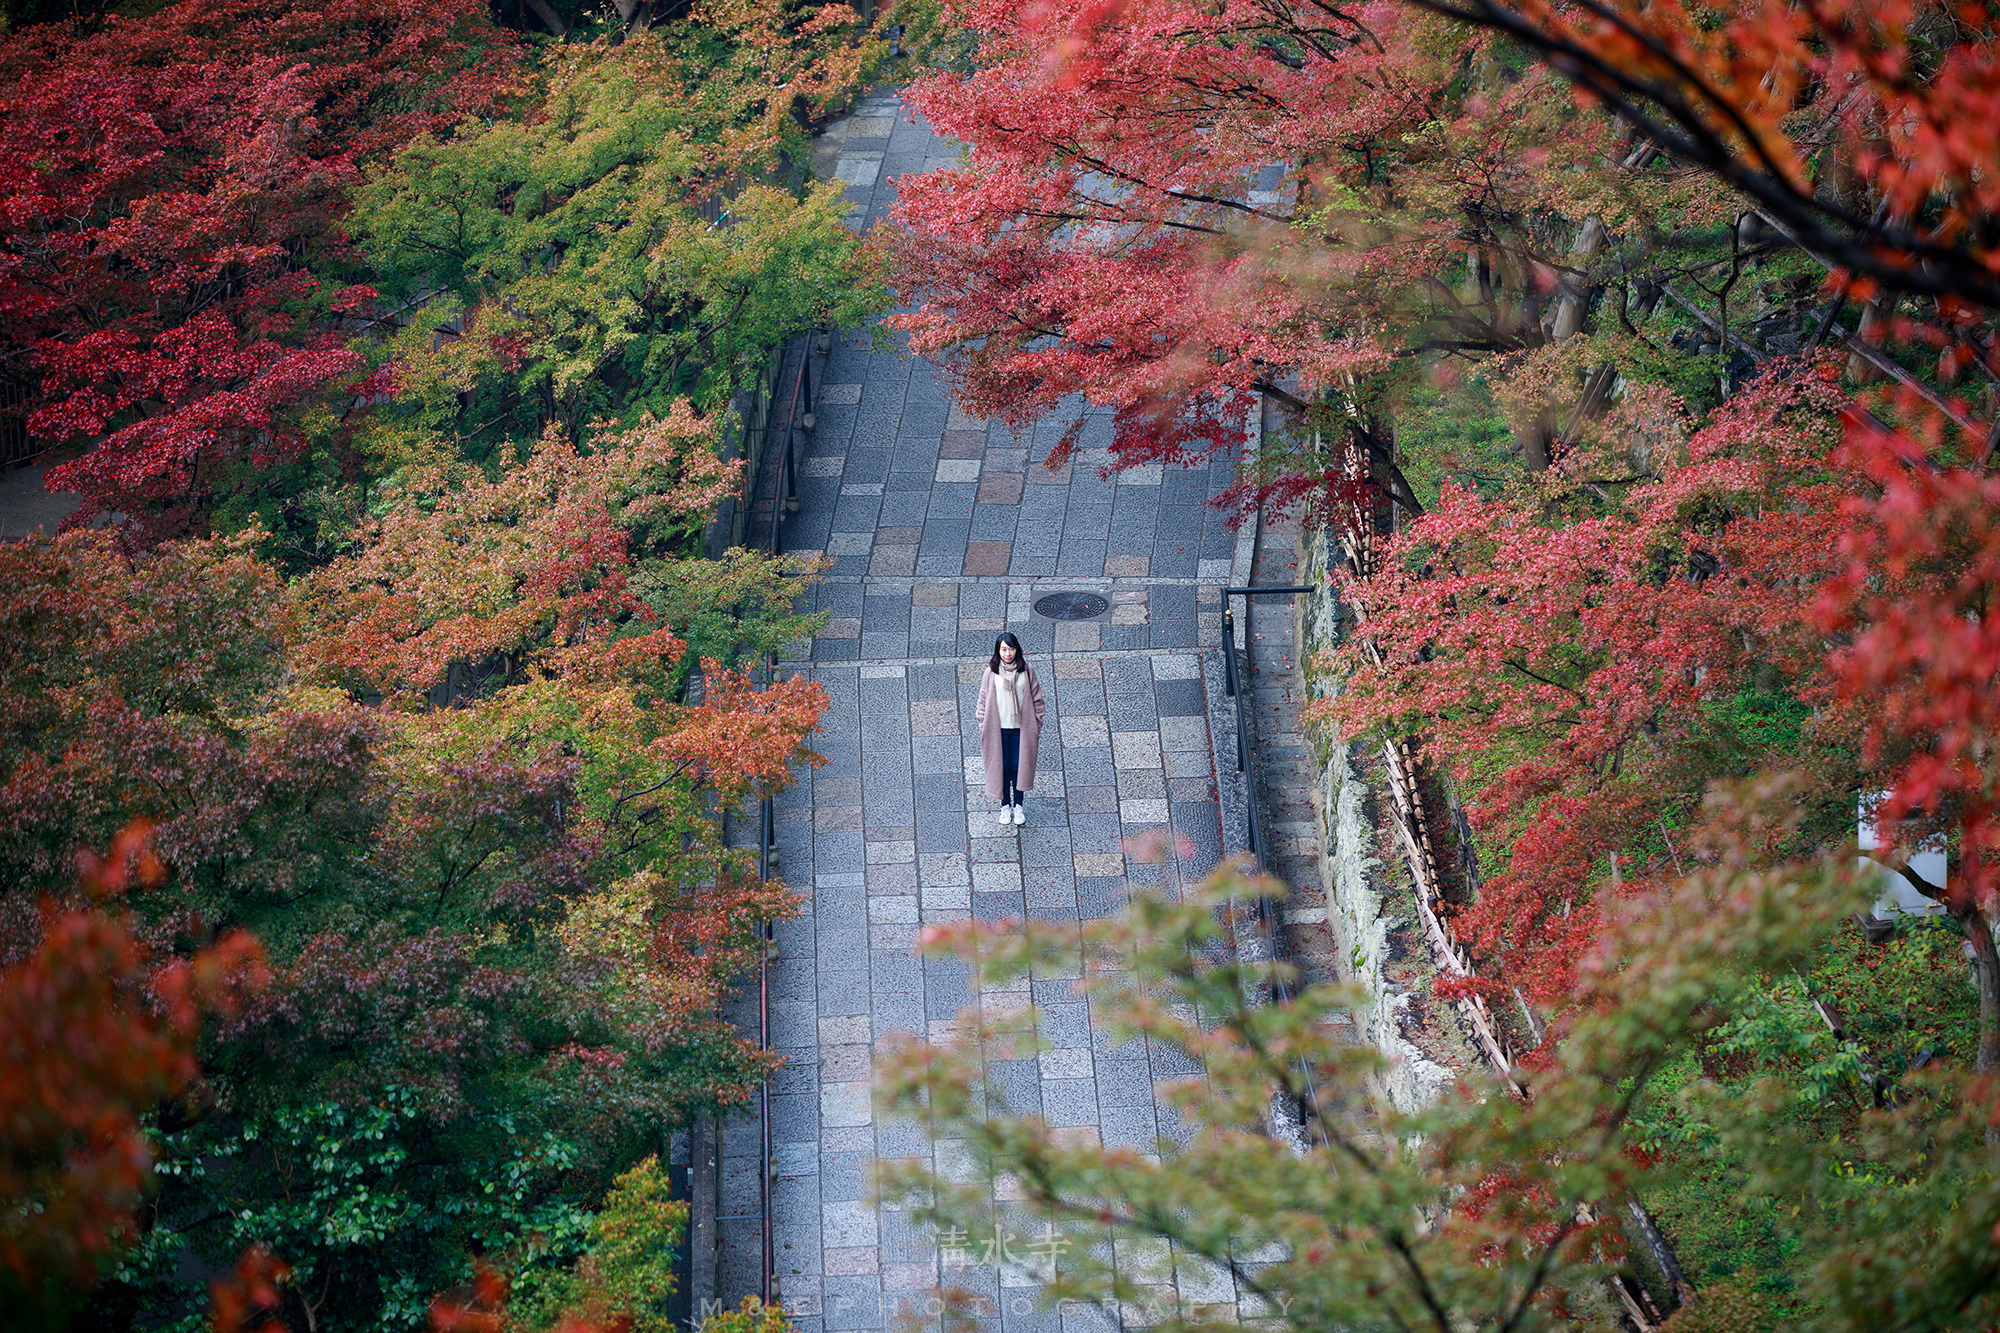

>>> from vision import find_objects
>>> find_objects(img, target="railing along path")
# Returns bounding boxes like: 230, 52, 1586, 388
714, 333, 812, 1307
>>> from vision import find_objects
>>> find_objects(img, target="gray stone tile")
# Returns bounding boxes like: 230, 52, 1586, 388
1061, 1300, 1119, 1333
973, 890, 1026, 922
1057, 682, 1107, 716
1030, 977, 1085, 1007
1004, 1306, 1063, 1333
772, 1000, 822, 1046
819, 972, 874, 1015
1114, 769, 1167, 800
873, 992, 926, 1035
1098, 1104, 1160, 1152
1040, 1079, 1101, 1127
1090, 1021, 1147, 1062
775, 1219, 823, 1274
867, 1204, 924, 1257
1062, 749, 1116, 788
987, 1060, 1041, 1115
924, 960, 976, 1017
875, 1118, 931, 1157
774, 1141, 821, 1179
1148, 1036, 1203, 1078
771, 1092, 822, 1141
824, 1124, 876, 1153
1105, 688, 1160, 731
817, 927, 870, 960
1025, 880, 1077, 916
822, 1152, 872, 1203
1066, 813, 1122, 855
772, 1049, 820, 1095
823, 1276, 886, 1330
817, 889, 869, 931
1035, 1002, 1091, 1050
1093, 1059, 1156, 1107
969, 837, 1022, 865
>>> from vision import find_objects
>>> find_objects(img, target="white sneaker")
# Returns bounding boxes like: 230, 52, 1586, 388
1013, 804, 1027, 826
998, 808, 1016, 833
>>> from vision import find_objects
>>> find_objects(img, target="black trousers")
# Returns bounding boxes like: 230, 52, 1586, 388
999, 727, 1022, 806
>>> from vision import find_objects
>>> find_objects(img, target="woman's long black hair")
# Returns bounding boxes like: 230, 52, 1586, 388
988, 631, 1025, 675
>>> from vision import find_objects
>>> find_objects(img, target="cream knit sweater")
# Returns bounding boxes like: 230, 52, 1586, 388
993, 664, 1024, 729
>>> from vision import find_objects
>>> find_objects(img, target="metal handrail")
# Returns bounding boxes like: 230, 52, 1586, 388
755, 786, 774, 1306
749, 341, 812, 559
745, 333, 814, 1308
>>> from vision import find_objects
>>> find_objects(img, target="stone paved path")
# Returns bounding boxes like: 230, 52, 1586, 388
714, 89, 1252, 1333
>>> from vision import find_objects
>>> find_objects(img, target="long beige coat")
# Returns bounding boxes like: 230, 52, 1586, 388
976, 664, 1046, 798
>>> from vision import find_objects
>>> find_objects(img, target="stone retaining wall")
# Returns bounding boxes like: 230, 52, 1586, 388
1297, 529, 1472, 1112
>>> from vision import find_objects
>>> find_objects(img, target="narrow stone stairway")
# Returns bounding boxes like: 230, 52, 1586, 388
1243, 513, 1349, 1004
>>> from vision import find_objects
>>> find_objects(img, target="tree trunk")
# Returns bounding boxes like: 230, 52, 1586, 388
1549, 216, 1606, 343
521, 0, 569, 34
1962, 902, 2000, 1072
1518, 408, 1554, 473
1846, 297, 1891, 385
1905, 860, 2000, 1072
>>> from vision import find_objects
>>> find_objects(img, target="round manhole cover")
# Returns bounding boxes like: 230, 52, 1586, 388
1034, 591, 1110, 621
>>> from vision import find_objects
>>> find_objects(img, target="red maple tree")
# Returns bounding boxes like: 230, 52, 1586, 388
882, 0, 1737, 516
0, 0, 520, 537
1320, 360, 1859, 1002
1815, 413, 2000, 1065
0, 823, 265, 1306
884, 0, 1454, 493
1316, 0, 2000, 1057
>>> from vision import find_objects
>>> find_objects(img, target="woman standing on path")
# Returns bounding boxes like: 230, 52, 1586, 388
976, 632, 1046, 831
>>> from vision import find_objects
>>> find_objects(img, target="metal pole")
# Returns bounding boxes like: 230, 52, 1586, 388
772, 428, 785, 561
759, 935, 771, 1306
1222, 604, 1237, 697
756, 652, 777, 1306
784, 350, 801, 521
786, 341, 803, 516
784, 423, 799, 519
1236, 657, 1249, 776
